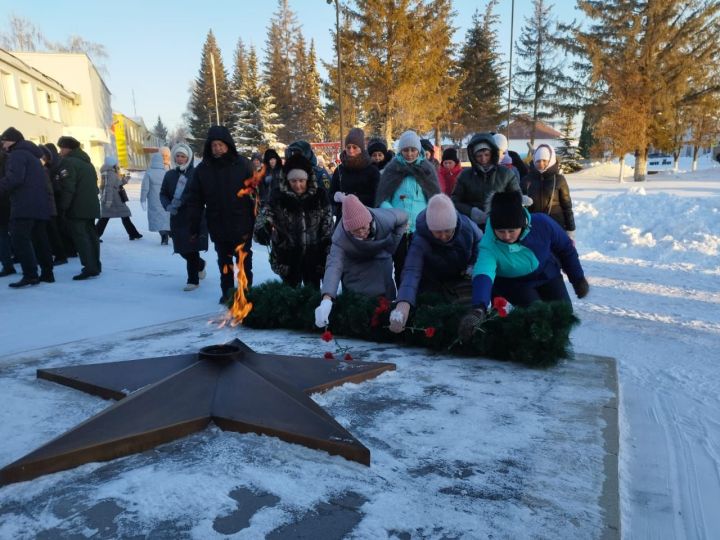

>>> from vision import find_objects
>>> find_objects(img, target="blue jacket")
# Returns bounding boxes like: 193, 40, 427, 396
0, 140, 52, 220
471, 211, 584, 308
397, 210, 482, 305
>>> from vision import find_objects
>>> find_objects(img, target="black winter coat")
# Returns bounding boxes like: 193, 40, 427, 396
187, 126, 256, 244
452, 133, 520, 216
0, 151, 9, 226
0, 140, 53, 220
522, 162, 576, 231
329, 151, 379, 218
160, 164, 209, 254
254, 175, 333, 279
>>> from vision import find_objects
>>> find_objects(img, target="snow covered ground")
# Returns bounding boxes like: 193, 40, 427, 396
0, 158, 719, 538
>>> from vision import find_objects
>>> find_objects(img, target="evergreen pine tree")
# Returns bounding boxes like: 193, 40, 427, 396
263, 0, 299, 144
233, 47, 281, 155
347, 0, 457, 144
576, 0, 720, 181
229, 38, 249, 132
187, 30, 233, 156
456, 1, 506, 135
152, 116, 168, 145
323, 12, 361, 143
293, 38, 325, 142
578, 104, 599, 159
512, 0, 576, 146
424, 0, 462, 147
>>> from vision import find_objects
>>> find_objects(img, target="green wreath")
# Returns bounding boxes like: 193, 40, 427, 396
237, 281, 579, 367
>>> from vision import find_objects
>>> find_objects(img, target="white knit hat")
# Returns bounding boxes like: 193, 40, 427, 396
397, 130, 422, 153
493, 133, 508, 153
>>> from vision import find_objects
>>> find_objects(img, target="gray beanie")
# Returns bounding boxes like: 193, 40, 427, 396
397, 130, 422, 153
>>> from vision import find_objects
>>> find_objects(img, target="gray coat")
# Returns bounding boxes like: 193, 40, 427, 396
99, 165, 131, 218
321, 207, 408, 300
140, 153, 170, 231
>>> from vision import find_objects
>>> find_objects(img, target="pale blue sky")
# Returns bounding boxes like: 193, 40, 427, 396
2, 0, 582, 131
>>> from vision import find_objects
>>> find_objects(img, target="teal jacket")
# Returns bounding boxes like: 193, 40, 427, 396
377, 154, 439, 233
471, 210, 584, 307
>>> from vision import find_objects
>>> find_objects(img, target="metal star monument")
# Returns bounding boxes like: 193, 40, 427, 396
0, 339, 395, 486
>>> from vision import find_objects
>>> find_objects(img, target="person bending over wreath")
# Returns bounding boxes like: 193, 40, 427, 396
314, 194, 407, 327
459, 190, 589, 341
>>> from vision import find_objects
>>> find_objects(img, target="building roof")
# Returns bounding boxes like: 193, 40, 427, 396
507, 115, 563, 139
0, 47, 76, 100
11, 51, 111, 96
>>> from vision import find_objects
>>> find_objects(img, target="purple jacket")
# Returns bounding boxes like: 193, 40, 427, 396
0, 140, 52, 220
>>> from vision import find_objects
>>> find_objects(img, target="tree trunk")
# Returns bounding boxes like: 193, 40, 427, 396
619, 155, 625, 183
434, 125, 441, 158
384, 116, 393, 153
672, 150, 680, 173
692, 145, 699, 172
633, 147, 648, 182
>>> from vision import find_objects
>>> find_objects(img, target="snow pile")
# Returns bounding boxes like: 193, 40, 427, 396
575, 188, 720, 269
572, 160, 632, 179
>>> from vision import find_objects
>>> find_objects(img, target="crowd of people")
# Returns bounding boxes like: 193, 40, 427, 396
0, 122, 589, 340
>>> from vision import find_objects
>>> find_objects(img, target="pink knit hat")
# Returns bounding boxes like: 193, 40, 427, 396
341, 194, 372, 231
426, 194, 457, 231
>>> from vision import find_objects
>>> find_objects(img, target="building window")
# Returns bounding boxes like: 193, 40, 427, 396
1, 71, 18, 108
36, 88, 49, 118
20, 80, 35, 114
49, 94, 61, 122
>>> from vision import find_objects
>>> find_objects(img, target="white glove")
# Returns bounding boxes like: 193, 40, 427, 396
388, 302, 410, 333
314, 298, 333, 328
334, 192, 346, 203
521, 195, 533, 207
470, 207, 486, 225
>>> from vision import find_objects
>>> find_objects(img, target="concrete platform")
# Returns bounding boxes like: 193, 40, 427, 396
0, 317, 619, 539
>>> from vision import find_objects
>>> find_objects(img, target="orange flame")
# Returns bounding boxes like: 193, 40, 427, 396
226, 243, 253, 326
236, 167, 265, 217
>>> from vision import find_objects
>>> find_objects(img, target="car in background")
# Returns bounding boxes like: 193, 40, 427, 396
647, 152, 673, 173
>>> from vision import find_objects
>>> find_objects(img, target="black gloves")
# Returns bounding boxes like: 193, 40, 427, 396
572, 278, 590, 299
458, 308, 487, 342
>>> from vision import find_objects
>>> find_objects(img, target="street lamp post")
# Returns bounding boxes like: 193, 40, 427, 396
327, 0, 343, 146
506, 0, 515, 141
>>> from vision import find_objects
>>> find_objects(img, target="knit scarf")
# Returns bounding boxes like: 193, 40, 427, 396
168, 169, 188, 215
375, 156, 439, 206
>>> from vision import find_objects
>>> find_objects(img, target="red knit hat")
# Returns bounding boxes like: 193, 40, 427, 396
342, 194, 372, 231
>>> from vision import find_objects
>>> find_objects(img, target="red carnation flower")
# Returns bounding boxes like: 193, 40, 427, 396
424, 327, 436, 338
377, 297, 391, 313
321, 330, 333, 342
324, 351, 334, 360
492, 297, 510, 318
492, 297, 508, 310
344, 353, 353, 361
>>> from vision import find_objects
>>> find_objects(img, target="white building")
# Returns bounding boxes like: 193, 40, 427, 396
0, 48, 78, 147
7, 51, 113, 168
